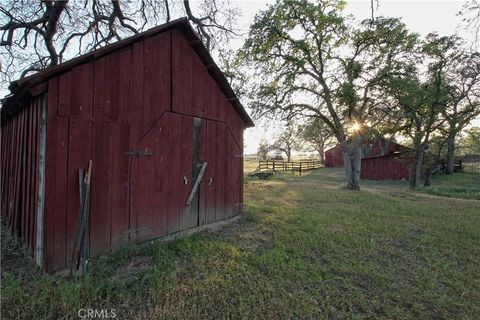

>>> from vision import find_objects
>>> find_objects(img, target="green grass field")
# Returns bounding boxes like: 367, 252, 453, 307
2, 163, 480, 319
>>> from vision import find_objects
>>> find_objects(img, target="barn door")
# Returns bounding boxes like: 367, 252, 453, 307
199, 119, 217, 225
129, 113, 205, 242
179, 117, 203, 230
129, 114, 171, 242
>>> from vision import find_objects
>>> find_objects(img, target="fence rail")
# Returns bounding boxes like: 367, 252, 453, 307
256, 160, 323, 175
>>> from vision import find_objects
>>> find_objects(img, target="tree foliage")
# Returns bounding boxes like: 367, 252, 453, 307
241, 0, 417, 189
270, 124, 301, 162
297, 118, 335, 163
458, 127, 480, 154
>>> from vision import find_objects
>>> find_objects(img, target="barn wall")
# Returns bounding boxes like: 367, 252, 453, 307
171, 30, 244, 147
325, 147, 344, 167
41, 28, 245, 272
325, 139, 411, 168
360, 154, 411, 180
1, 94, 44, 254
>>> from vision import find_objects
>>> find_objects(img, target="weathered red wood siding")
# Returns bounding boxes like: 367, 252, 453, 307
325, 146, 344, 168
325, 139, 411, 168
4, 27, 246, 273
360, 153, 411, 180
1, 94, 43, 253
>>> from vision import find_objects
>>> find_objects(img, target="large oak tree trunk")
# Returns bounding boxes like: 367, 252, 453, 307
342, 137, 362, 190
409, 144, 425, 189
319, 149, 325, 165
446, 133, 456, 174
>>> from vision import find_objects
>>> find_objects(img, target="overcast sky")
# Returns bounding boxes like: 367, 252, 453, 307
235, 0, 476, 154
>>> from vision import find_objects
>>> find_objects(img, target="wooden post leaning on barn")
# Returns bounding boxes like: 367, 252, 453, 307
69, 160, 92, 277
186, 162, 208, 206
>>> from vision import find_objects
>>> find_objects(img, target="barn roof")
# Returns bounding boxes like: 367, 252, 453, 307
1, 18, 254, 127
360, 151, 410, 160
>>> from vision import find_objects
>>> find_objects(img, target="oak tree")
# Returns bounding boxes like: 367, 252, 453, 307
241, 0, 416, 189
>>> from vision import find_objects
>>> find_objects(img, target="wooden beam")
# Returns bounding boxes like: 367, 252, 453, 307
35, 94, 47, 267
186, 162, 207, 206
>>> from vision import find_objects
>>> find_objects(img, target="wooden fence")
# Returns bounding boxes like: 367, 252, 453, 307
256, 160, 323, 175
455, 154, 480, 174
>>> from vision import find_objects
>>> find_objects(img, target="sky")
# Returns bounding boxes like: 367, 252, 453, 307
232, 0, 478, 154
1, 1, 477, 154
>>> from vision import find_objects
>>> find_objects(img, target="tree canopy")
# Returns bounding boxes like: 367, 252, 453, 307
241, 0, 480, 189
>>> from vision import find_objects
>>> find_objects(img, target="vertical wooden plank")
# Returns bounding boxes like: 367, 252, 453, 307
172, 30, 192, 116
217, 94, 226, 123
35, 94, 47, 266
203, 75, 218, 120
15, 108, 26, 237
10, 110, 18, 231
225, 133, 233, 218
130, 130, 154, 242
7, 119, 13, 225
110, 123, 131, 249
192, 56, 205, 118
31, 98, 40, 251
142, 31, 171, 135
10, 115, 20, 230
205, 120, 217, 224
199, 119, 207, 226
44, 79, 58, 272
53, 117, 69, 270
3, 122, 10, 215
24, 101, 33, 248
65, 118, 92, 265
127, 41, 143, 242
5, 122, 13, 218
90, 121, 113, 256
69, 64, 94, 119
151, 116, 170, 237
130, 41, 144, 144
8, 117, 14, 229
233, 142, 241, 216
94, 49, 132, 123
94, 55, 107, 122
166, 113, 182, 234
58, 71, 71, 117
28, 100, 36, 249
19, 108, 27, 241
215, 122, 226, 221
179, 116, 195, 230
0, 123, 5, 215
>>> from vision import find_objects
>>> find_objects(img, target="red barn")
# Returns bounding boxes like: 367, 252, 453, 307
324, 138, 413, 180
1, 18, 254, 273
325, 138, 411, 168
360, 152, 412, 180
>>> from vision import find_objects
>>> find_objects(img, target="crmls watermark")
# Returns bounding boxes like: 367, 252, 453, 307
78, 309, 117, 319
